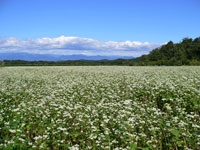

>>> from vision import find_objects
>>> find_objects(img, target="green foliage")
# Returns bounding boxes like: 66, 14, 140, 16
0, 60, 4, 67
145, 37, 200, 65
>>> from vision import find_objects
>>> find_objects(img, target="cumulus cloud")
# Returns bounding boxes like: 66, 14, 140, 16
0, 36, 161, 57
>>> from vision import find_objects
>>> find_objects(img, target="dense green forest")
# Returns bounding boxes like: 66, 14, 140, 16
1, 37, 200, 66
138, 37, 200, 65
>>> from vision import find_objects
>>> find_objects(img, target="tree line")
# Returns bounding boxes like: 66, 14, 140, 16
2, 37, 200, 66
138, 37, 200, 65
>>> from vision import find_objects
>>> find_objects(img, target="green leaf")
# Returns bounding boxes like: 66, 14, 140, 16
130, 143, 137, 150
142, 148, 149, 150
170, 129, 180, 137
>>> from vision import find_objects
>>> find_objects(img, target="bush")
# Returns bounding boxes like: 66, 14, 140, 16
0, 60, 4, 67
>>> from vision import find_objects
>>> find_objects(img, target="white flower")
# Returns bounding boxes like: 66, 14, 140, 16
69, 144, 79, 150
9, 129, 16, 133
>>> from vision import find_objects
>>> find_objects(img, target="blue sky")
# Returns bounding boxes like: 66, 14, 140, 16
0, 0, 200, 57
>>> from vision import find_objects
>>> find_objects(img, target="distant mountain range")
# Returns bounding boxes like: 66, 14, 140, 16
0, 52, 133, 61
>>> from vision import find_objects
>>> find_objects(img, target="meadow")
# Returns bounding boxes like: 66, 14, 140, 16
0, 66, 199, 150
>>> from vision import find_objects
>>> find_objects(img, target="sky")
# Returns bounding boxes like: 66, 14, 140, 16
0, 0, 200, 57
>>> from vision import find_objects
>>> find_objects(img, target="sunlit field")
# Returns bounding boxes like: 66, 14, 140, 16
0, 66, 200, 149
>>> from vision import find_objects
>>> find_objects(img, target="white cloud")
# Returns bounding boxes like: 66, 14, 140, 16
0, 36, 161, 57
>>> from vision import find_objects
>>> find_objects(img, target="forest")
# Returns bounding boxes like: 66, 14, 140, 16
1, 37, 200, 66
138, 37, 200, 65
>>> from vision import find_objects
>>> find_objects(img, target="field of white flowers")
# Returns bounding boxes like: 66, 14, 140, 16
0, 66, 200, 149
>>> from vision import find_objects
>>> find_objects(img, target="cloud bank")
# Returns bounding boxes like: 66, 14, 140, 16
0, 36, 161, 57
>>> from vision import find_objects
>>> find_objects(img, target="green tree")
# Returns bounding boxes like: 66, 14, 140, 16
0, 60, 4, 67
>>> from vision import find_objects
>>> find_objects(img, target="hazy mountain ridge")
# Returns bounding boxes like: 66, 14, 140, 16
0, 52, 133, 61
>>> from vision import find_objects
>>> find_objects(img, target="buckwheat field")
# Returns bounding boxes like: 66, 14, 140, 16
0, 66, 200, 150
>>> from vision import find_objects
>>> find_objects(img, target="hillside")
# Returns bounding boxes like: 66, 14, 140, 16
138, 37, 200, 65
